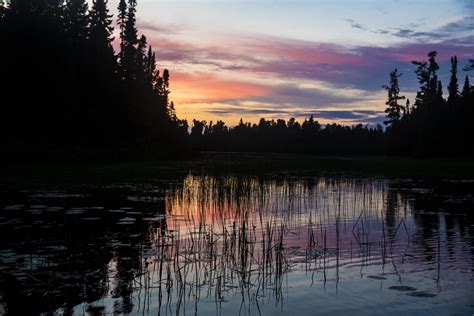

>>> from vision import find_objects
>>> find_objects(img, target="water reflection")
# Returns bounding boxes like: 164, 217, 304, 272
0, 174, 473, 315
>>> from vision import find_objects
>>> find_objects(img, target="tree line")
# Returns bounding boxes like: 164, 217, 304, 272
381, 52, 473, 156
191, 51, 474, 157
1, 1, 473, 158
0, 0, 188, 159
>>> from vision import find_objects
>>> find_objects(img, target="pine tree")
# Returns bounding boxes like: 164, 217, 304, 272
163, 69, 170, 106
169, 101, 177, 122
437, 81, 443, 101
405, 99, 410, 116
145, 46, 156, 84
427, 51, 440, 104
461, 75, 471, 98
121, 0, 138, 79
89, 0, 114, 51
117, 0, 127, 62
65, 0, 88, 39
412, 60, 429, 109
412, 51, 440, 109
448, 56, 459, 102
137, 34, 147, 78
383, 68, 405, 126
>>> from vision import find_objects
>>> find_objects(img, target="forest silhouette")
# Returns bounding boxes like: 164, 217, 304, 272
1, 0, 473, 158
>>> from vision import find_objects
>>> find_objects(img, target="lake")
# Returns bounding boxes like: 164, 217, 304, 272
0, 156, 473, 315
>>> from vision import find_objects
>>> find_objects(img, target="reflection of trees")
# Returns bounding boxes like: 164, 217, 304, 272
384, 187, 398, 229
0, 187, 170, 315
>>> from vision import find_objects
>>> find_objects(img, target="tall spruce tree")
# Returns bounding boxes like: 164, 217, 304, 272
163, 69, 170, 106
405, 99, 410, 116
117, 0, 127, 62
137, 34, 148, 79
145, 46, 156, 85
121, 0, 138, 80
383, 68, 405, 126
412, 60, 429, 110
427, 51, 440, 104
65, 0, 88, 39
448, 56, 459, 102
89, 0, 114, 55
461, 75, 471, 98
437, 81, 443, 101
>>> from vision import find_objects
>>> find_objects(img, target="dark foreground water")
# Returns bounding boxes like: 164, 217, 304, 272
0, 162, 473, 315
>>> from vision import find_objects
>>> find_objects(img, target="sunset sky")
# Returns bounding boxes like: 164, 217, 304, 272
111, 0, 473, 126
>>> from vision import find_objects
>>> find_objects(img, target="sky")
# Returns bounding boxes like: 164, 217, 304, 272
111, 0, 473, 126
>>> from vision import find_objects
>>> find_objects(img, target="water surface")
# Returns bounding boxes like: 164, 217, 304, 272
0, 165, 473, 315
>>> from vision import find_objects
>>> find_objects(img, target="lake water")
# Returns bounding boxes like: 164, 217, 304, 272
0, 162, 473, 315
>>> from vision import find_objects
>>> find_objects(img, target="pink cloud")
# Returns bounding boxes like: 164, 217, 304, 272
171, 72, 272, 104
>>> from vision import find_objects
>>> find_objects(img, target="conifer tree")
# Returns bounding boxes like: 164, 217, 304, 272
461, 75, 471, 98
412, 60, 429, 109
117, 0, 127, 61
427, 51, 440, 104
383, 68, 405, 126
163, 69, 170, 106
448, 56, 459, 102
437, 81, 443, 101
405, 99, 410, 116
137, 34, 148, 78
145, 46, 156, 84
89, 0, 114, 52
65, 0, 88, 39
121, 0, 138, 79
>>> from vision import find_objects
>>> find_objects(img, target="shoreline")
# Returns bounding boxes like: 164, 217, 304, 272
1, 152, 473, 185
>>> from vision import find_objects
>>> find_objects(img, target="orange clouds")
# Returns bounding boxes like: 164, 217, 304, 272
171, 72, 271, 105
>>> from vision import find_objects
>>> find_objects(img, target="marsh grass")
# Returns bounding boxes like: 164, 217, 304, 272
100, 174, 429, 315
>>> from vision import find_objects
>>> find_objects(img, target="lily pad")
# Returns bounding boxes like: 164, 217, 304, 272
407, 291, 436, 298
388, 285, 417, 291
367, 275, 387, 280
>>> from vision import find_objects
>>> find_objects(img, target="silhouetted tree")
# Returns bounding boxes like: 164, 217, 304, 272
412, 60, 429, 111
448, 56, 459, 102
89, 0, 114, 58
461, 75, 471, 98
65, 0, 88, 39
162, 69, 170, 106
437, 81, 443, 101
191, 120, 206, 137
117, 0, 127, 62
121, 0, 138, 80
405, 99, 410, 116
427, 51, 440, 104
383, 68, 405, 126
0, 0, 186, 158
